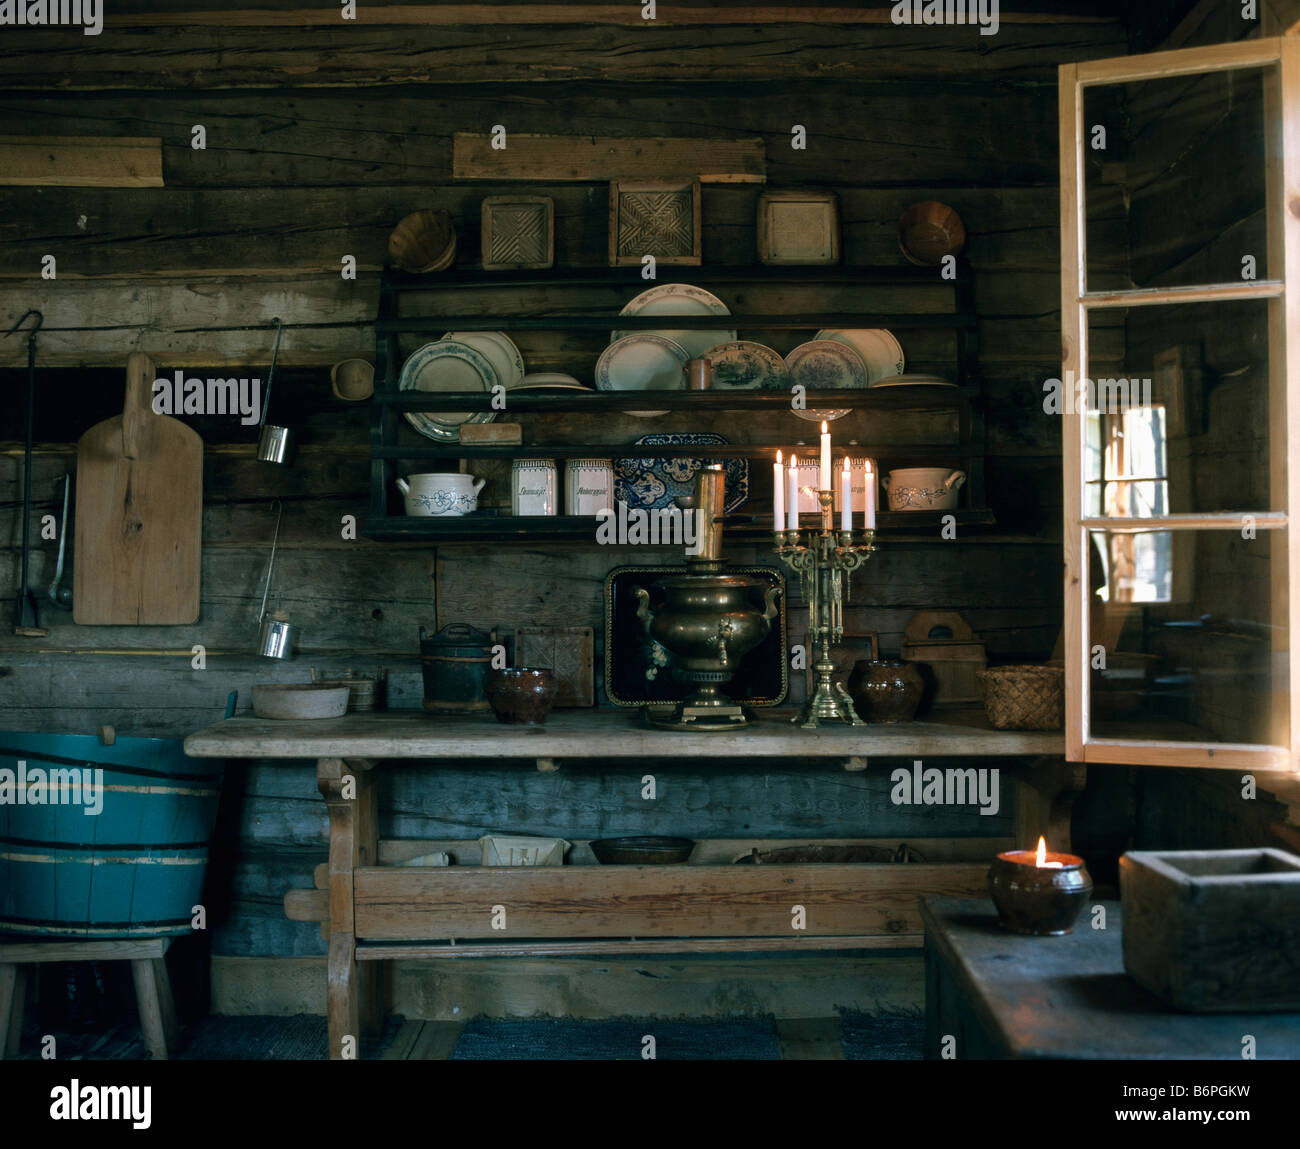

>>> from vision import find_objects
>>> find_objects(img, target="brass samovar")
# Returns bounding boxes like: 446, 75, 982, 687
632, 465, 779, 730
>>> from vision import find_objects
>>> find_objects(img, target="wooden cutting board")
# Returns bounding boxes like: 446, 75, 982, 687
74, 352, 203, 624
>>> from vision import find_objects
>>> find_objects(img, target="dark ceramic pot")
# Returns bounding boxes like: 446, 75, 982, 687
846, 658, 924, 723
484, 667, 557, 725
988, 850, 1093, 936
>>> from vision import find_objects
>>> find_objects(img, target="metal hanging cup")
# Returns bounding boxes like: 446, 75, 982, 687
257, 424, 293, 464
256, 501, 295, 659
256, 319, 292, 465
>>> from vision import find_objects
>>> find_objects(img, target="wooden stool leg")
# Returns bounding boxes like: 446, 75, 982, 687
151, 957, 181, 1052
0, 963, 21, 1059
131, 958, 170, 1060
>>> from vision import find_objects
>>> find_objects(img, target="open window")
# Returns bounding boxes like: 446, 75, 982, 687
1060, 38, 1299, 771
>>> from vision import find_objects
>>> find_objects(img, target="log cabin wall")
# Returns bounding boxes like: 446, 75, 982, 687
1, 5, 1134, 973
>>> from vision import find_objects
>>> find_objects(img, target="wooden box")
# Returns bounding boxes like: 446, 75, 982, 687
1120, 848, 1300, 1012
609, 179, 701, 267
480, 195, 554, 270
757, 189, 840, 265
899, 610, 986, 709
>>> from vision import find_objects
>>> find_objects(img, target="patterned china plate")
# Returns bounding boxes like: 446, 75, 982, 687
399, 340, 500, 442
596, 333, 689, 417
815, 329, 905, 383
441, 330, 525, 390
613, 432, 749, 515
785, 339, 868, 423
706, 340, 788, 390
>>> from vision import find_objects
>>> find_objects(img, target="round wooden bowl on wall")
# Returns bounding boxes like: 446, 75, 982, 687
388, 208, 457, 273
898, 201, 966, 266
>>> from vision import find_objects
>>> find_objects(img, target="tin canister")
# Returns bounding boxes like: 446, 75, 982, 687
419, 623, 496, 713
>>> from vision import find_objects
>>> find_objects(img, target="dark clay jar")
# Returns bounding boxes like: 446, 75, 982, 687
484, 667, 557, 725
846, 658, 924, 723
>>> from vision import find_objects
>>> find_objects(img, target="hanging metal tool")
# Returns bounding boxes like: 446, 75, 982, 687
255, 500, 295, 658
256, 318, 293, 464
5, 309, 46, 636
47, 473, 73, 609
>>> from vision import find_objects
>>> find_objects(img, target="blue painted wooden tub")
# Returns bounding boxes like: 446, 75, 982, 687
0, 732, 224, 939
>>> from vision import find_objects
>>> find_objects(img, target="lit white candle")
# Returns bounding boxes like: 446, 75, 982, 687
773, 450, 784, 532
840, 460, 852, 531
819, 421, 831, 493
787, 454, 800, 530
863, 460, 877, 529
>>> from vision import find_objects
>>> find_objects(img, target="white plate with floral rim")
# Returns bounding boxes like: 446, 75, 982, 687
612, 283, 736, 360
596, 333, 689, 417
706, 340, 788, 390
398, 340, 499, 441
815, 329, 905, 382
442, 330, 525, 390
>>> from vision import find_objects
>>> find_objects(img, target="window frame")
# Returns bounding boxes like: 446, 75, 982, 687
1059, 37, 1298, 772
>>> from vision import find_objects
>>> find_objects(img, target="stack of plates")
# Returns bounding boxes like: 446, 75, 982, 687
399, 331, 525, 441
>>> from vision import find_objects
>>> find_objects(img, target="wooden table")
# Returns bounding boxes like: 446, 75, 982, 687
185, 710, 1076, 1059
921, 896, 1300, 1059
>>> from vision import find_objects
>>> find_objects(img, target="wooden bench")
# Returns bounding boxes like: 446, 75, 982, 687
0, 936, 180, 1060
185, 709, 1078, 1059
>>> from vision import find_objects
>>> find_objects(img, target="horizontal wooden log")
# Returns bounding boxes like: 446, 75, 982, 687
0, 24, 1128, 90
453, 133, 765, 183
352, 862, 988, 938
0, 136, 163, 188
0, 88, 1082, 191
358, 935, 922, 958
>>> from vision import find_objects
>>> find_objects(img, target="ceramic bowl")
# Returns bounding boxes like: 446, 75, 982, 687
882, 467, 965, 511
589, 836, 695, 865
397, 472, 485, 517
484, 667, 557, 725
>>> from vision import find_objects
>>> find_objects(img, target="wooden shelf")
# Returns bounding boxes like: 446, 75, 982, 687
359, 508, 996, 542
381, 264, 967, 290
185, 707, 1064, 760
377, 312, 977, 333
373, 387, 977, 412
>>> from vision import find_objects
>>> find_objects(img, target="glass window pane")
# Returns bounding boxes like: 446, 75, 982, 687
1083, 66, 1272, 289
1081, 300, 1270, 517
1086, 527, 1280, 746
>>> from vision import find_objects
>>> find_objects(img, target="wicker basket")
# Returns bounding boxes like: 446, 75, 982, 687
977, 664, 1065, 730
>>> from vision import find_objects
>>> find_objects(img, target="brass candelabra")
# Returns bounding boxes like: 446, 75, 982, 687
774, 490, 876, 728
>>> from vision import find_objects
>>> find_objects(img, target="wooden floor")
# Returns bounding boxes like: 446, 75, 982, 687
15, 1014, 852, 1060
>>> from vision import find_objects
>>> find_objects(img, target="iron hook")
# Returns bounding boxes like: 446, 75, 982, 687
4, 309, 43, 346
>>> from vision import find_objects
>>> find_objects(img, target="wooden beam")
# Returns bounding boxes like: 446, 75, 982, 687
104, 6, 1120, 28
0, 23, 1129, 90
453, 133, 765, 184
0, 137, 162, 188
357, 935, 923, 959
353, 863, 988, 939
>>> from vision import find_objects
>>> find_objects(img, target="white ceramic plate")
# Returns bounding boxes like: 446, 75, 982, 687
398, 340, 499, 441
514, 372, 590, 390
442, 330, 525, 390
869, 373, 956, 388
612, 283, 736, 360
706, 340, 788, 390
815, 329, 905, 384
596, 334, 688, 416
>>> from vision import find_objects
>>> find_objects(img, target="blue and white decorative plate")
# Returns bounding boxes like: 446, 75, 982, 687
613, 433, 749, 515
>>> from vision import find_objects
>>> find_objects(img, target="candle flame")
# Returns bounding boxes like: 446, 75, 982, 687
821, 420, 828, 434
776, 449, 782, 465
1035, 836, 1064, 869
790, 453, 797, 466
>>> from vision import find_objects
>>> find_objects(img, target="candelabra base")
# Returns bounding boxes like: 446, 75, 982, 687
644, 700, 754, 731
792, 678, 865, 729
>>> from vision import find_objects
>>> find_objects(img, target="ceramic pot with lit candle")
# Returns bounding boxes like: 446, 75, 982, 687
988, 837, 1093, 935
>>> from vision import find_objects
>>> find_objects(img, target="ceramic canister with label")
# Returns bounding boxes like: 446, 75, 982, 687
512, 458, 558, 516
564, 458, 613, 516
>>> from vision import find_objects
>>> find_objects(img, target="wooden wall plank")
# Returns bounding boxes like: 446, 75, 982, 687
0, 24, 1129, 90
0, 136, 163, 188
452, 133, 765, 183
